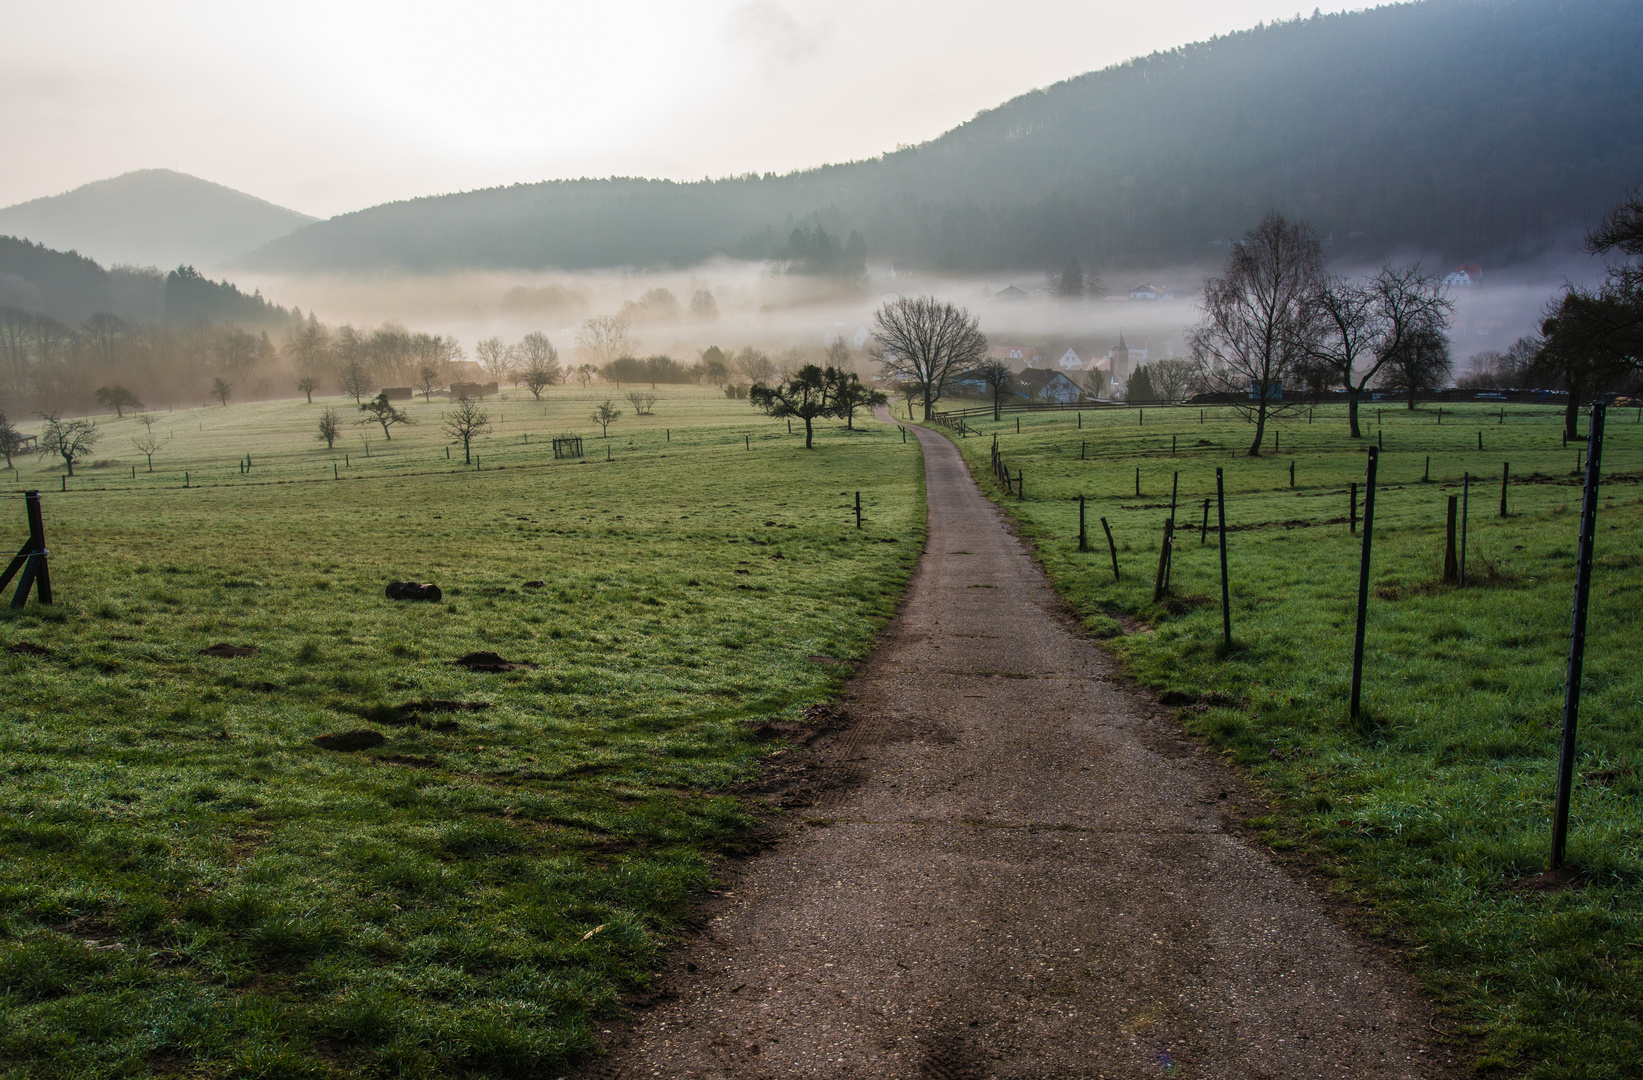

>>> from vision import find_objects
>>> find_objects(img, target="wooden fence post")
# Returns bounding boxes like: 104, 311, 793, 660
1078, 496, 1089, 552
1100, 517, 1120, 582
1500, 461, 1510, 517
855, 492, 862, 530
0, 490, 52, 607
1153, 518, 1174, 602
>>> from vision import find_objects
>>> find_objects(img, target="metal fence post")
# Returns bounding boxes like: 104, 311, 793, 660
1551, 403, 1606, 869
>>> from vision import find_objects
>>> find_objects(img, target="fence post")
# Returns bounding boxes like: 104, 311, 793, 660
1135, 468, 1140, 497
1424, 455, 1430, 482
1349, 446, 1381, 722
1551, 403, 1607, 869
1153, 518, 1174, 601
855, 491, 862, 530
1443, 495, 1460, 583
1289, 461, 1295, 488
1100, 517, 1120, 582
1500, 461, 1510, 517
1461, 473, 1470, 585
1201, 498, 1210, 544
1078, 496, 1089, 552
0, 490, 52, 607
1216, 467, 1231, 648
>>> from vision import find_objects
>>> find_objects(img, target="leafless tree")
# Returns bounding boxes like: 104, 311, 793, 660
1146, 358, 1198, 404
317, 407, 342, 449
519, 331, 560, 399
38, 413, 100, 476
974, 359, 1014, 421
870, 296, 989, 420
625, 391, 657, 416
1309, 264, 1451, 433
295, 376, 319, 403
1376, 323, 1453, 409
731, 347, 776, 385
590, 400, 621, 437
0, 412, 24, 467
475, 336, 514, 386
131, 431, 161, 471
575, 363, 597, 386
576, 315, 636, 369
415, 365, 442, 402
443, 396, 491, 463
1188, 212, 1325, 455
212, 377, 232, 406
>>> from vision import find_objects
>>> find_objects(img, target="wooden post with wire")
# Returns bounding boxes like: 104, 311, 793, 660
0, 491, 52, 608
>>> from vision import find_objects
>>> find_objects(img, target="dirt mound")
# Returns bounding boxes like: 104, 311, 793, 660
314, 730, 386, 752
1509, 868, 1588, 892
523, 580, 545, 588
199, 643, 258, 658
7, 642, 51, 656
454, 651, 538, 672
386, 581, 443, 601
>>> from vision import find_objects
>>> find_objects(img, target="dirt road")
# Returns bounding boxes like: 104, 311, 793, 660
582, 411, 1441, 1079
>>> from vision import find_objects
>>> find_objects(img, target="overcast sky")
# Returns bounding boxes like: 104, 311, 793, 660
2, 1, 1362, 218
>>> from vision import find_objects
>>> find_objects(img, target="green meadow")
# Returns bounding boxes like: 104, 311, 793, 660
937, 399, 1643, 1078
0, 388, 923, 1078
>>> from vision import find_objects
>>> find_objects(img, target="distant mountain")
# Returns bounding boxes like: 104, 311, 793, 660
246, 0, 1643, 275
0, 170, 315, 271
0, 236, 293, 328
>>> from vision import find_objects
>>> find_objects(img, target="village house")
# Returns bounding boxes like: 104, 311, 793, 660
989, 344, 1043, 370
1128, 284, 1175, 300
1443, 264, 1483, 288
1056, 347, 1085, 370
1013, 368, 1087, 404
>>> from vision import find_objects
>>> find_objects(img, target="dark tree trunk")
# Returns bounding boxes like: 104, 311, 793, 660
1564, 376, 1585, 440
1347, 388, 1362, 438
1407, 383, 1417, 410
1248, 401, 1268, 456
803, 415, 814, 448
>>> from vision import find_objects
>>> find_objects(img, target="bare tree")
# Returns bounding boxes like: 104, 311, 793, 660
1188, 212, 1324, 455
575, 363, 597, 386
212, 377, 232, 406
415, 365, 441, 402
333, 325, 374, 403
0, 412, 24, 468
296, 376, 320, 403
590, 400, 621, 437
1146, 357, 1198, 404
519, 331, 560, 399
625, 391, 656, 416
317, 407, 342, 449
689, 289, 719, 320
475, 336, 514, 386
1310, 264, 1451, 434
731, 347, 776, 385
871, 296, 989, 420
443, 396, 491, 463
131, 431, 161, 471
38, 413, 99, 476
360, 392, 413, 440
576, 315, 636, 369
974, 359, 1014, 421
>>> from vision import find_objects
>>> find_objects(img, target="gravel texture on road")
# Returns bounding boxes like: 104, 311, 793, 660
580, 411, 1443, 1079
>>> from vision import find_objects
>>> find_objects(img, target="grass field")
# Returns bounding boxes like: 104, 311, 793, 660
935, 398, 1643, 1078
0, 388, 924, 1078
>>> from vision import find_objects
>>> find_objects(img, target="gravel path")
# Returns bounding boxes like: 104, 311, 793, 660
581, 412, 1443, 1079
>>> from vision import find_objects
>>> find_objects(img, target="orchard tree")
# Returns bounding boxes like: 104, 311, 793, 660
832, 370, 887, 430
38, 413, 99, 476
1377, 323, 1453, 408
296, 376, 319, 403
131, 431, 161, 471
0, 412, 24, 467
589, 399, 621, 437
748, 364, 847, 448
360, 392, 412, 440
520, 332, 560, 400
317, 407, 342, 449
1309, 263, 1451, 435
416, 365, 442, 402
212, 377, 232, 406
94, 385, 141, 417
444, 396, 491, 463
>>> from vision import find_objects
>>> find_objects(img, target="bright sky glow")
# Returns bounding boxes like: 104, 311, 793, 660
0, 1, 1362, 217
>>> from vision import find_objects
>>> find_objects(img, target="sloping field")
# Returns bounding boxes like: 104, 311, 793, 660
0, 388, 922, 1078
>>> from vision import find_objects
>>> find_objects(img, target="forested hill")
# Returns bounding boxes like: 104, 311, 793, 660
245, 0, 1643, 275
0, 237, 293, 328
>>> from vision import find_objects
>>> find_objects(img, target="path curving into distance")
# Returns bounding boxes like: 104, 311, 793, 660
582, 409, 1442, 1079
